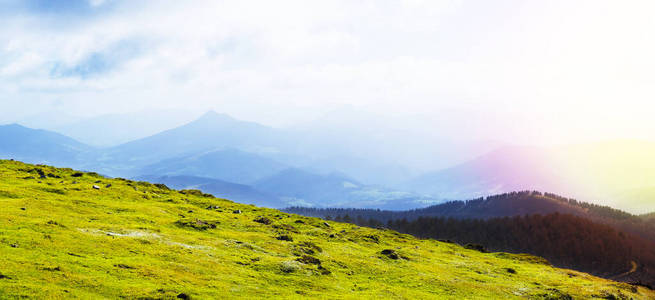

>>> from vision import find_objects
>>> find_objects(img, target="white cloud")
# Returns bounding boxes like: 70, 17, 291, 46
1, 0, 655, 144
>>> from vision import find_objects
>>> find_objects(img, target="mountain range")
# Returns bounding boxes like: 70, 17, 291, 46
139, 148, 287, 185
0, 112, 437, 209
3, 111, 655, 214
134, 174, 286, 208
102, 111, 283, 167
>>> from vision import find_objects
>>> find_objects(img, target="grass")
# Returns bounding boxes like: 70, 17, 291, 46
0, 159, 652, 299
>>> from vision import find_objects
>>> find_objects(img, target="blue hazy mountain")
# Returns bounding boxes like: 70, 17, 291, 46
138, 148, 288, 184
103, 111, 283, 167
253, 168, 437, 209
135, 174, 286, 208
1, 113, 442, 209
96, 110, 442, 188
0, 124, 93, 167
54, 109, 198, 147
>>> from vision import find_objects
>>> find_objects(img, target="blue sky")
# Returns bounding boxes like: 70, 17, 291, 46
1, 0, 655, 145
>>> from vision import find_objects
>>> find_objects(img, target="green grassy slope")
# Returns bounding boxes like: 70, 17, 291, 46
0, 160, 652, 299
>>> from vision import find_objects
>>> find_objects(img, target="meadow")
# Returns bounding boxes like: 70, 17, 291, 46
0, 160, 651, 299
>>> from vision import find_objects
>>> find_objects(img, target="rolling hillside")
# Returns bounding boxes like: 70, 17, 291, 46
288, 191, 655, 287
1, 160, 651, 299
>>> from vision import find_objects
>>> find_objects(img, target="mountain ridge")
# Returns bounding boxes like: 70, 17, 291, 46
0, 123, 93, 167
135, 174, 286, 208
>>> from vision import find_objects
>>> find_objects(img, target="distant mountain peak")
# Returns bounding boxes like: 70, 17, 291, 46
196, 110, 234, 122
2, 123, 28, 129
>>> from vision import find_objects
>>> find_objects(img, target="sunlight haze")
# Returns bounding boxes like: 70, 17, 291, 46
2, 0, 655, 146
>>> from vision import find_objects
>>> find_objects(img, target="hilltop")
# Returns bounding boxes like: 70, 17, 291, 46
0, 160, 653, 299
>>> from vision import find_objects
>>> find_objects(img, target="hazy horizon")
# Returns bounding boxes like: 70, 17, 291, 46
3, 0, 655, 213
3, 0, 655, 147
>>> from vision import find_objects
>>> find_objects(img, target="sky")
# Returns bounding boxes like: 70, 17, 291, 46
2, 0, 655, 146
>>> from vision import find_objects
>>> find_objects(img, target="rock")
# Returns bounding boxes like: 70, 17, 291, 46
114, 264, 134, 269
276, 235, 293, 242
323, 222, 330, 227
295, 241, 323, 255
505, 268, 517, 274
177, 293, 191, 299
272, 224, 299, 233
233, 210, 242, 214
0, 273, 10, 279
92, 185, 100, 190
318, 265, 332, 275
363, 235, 380, 243
153, 183, 170, 190
196, 219, 217, 229
71, 172, 83, 177
20, 207, 25, 211
381, 249, 399, 260
175, 218, 219, 230
538, 288, 573, 300
254, 217, 272, 225
297, 255, 321, 265
10, 244, 17, 248
294, 220, 305, 224
95, 180, 102, 183
105, 184, 112, 188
